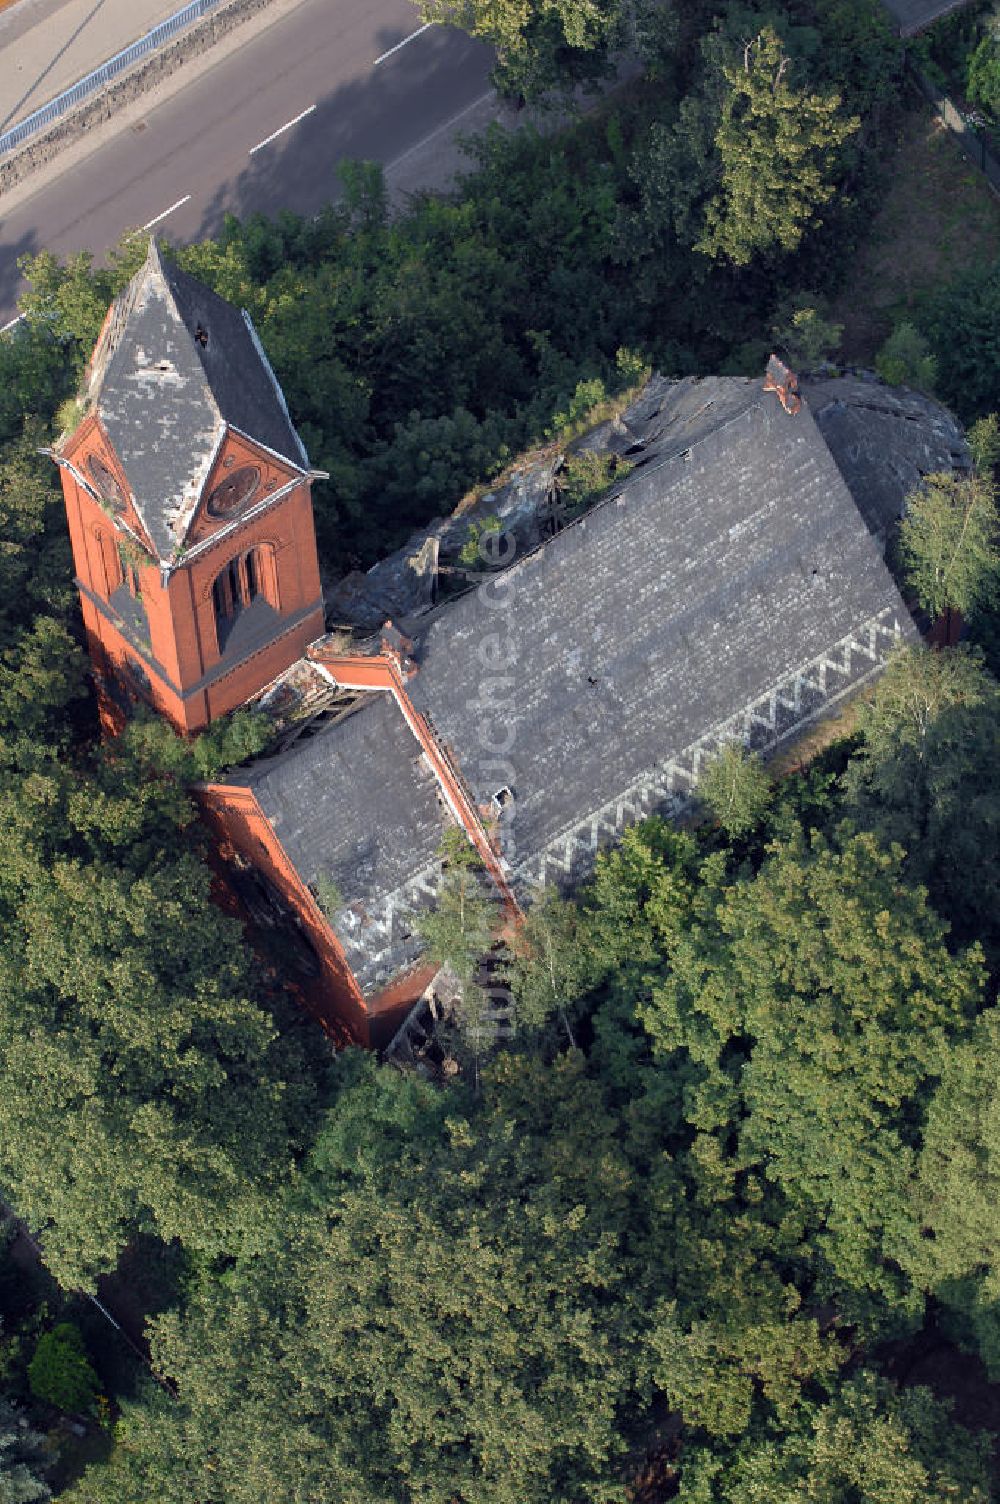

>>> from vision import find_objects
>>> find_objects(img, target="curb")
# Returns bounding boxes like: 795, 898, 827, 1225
0, 0, 281, 196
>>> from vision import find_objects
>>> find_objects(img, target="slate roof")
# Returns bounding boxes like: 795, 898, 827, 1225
801, 372, 969, 537
225, 691, 449, 996
85, 240, 307, 560
404, 377, 919, 884
877, 0, 973, 34
226, 372, 939, 995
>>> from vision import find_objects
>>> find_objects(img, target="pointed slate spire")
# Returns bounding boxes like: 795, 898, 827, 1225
85, 238, 308, 561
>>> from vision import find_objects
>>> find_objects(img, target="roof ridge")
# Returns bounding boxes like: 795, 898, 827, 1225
413, 380, 767, 639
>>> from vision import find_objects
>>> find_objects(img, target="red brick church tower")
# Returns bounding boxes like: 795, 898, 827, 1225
53, 239, 326, 734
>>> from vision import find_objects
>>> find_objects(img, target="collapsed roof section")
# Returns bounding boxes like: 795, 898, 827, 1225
404, 375, 920, 891
228, 368, 938, 1007
329, 369, 965, 633
83, 239, 309, 561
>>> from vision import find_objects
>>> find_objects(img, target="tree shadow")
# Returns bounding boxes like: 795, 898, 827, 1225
0, 22, 493, 322
189, 24, 492, 243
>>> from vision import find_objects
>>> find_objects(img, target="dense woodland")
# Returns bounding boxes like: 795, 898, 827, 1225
1, 0, 1000, 1499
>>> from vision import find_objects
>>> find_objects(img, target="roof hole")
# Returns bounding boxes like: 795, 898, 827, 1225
491, 786, 514, 816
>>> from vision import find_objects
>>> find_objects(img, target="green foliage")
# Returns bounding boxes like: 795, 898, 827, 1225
0, 327, 72, 449
697, 742, 773, 838
557, 447, 630, 511
16, 242, 147, 358
875, 322, 937, 392
842, 645, 1000, 953
648, 1293, 841, 1438
643, 827, 984, 1299
679, 1374, 991, 1503
416, 834, 499, 983
69, 1053, 648, 1504
0, 721, 321, 1285
312, 871, 344, 920
458, 515, 502, 567
507, 888, 598, 1042
968, 411, 1000, 473
906, 1008, 1000, 1301
900, 469, 1000, 620
770, 293, 843, 368
697, 28, 860, 266
416, 0, 635, 101
0, 1399, 50, 1504
0, 617, 88, 744
546, 376, 610, 437
967, 30, 1000, 116
189, 709, 273, 779
0, 429, 75, 649
27, 1325, 99, 1417
919, 260, 1000, 424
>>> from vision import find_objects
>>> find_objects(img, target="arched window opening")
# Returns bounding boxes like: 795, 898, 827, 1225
213, 546, 273, 651
116, 542, 141, 599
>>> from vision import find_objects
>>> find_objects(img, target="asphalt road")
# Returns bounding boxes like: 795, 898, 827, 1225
0, 0, 494, 322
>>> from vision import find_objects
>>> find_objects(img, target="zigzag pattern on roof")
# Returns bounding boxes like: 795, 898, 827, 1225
513, 606, 905, 893
336, 858, 445, 996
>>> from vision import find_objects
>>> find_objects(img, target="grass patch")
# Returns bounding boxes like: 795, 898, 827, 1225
831, 99, 1000, 362
766, 692, 868, 780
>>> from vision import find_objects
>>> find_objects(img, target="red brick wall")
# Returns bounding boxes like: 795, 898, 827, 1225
58, 425, 325, 733
197, 782, 372, 1046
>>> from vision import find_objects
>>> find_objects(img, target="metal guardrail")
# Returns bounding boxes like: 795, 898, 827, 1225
906, 56, 1000, 200
0, 0, 224, 159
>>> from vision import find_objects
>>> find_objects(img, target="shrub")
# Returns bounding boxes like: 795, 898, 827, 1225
875, 322, 937, 391
27, 1325, 100, 1416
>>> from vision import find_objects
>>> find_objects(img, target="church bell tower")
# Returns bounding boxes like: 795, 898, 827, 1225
54, 239, 326, 734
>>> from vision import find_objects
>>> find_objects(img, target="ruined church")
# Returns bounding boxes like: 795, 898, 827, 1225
53, 241, 968, 1047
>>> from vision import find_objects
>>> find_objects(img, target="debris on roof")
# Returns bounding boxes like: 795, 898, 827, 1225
233, 367, 966, 1000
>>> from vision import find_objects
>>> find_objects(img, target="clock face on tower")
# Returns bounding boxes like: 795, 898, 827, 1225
86, 453, 127, 512
206, 465, 261, 520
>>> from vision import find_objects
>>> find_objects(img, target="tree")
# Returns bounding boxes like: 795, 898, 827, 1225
414, 0, 643, 102
0, 431, 74, 648
416, 830, 500, 983
0, 735, 321, 1286
678, 1375, 991, 1504
904, 1009, 1000, 1307
967, 30, 1000, 116
771, 294, 843, 370
899, 470, 999, 623
875, 322, 937, 392
968, 411, 1000, 474
843, 645, 1000, 953
697, 742, 772, 839
506, 888, 598, 1044
64, 1053, 648, 1504
0, 1400, 50, 1504
0, 617, 89, 744
27, 1325, 99, 1417
919, 261, 1000, 425
696, 28, 859, 266
642, 828, 984, 1299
